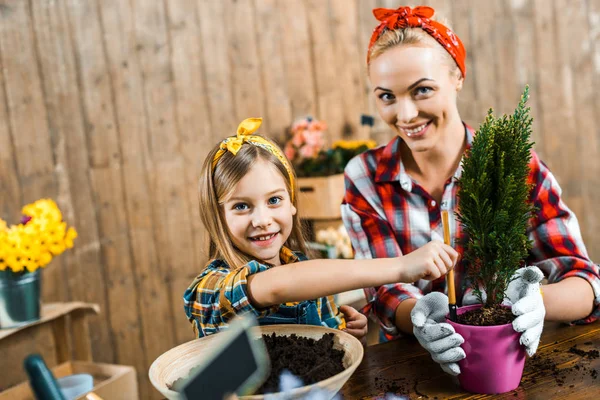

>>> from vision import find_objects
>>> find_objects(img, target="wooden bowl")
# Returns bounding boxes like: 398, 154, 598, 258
149, 324, 364, 400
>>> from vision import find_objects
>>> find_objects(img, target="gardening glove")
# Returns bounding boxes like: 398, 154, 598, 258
411, 292, 466, 376
504, 266, 545, 357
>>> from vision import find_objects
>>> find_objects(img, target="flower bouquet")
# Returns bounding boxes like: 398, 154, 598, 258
283, 117, 376, 178
283, 117, 376, 220
0, 199, 77, 328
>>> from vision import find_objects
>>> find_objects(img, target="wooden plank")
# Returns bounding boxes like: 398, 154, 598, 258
164, 0, 211, 344
65, 0, 147, 372
51, 316, 70, 364
493, 0, 520, 116
330, 0, 366, 140
0, 0, 65, 302
30, 0, 114, 363
532, 0, 583, 214
226, 0, 266, 129
508, 0, 544, 152
254, 0, 293, 142
469, 0, 500, 121
0, 50, 22, 219
277, 0, 317, 120
377, 0, 399, 8
356, 0, 389, 144
436, 0, 480, 129
88, 0, 174, 397
87, 165, 149, 398
304, 0, 345, 143
70, 309, 93, 361
425, 0, 453, 21
197, 0, 237, 136
586, 0, 600, 261
561, 0, 600, 260
129, 0, 190, 364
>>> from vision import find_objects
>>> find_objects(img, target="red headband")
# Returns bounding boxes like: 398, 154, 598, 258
367, 6, 466, 78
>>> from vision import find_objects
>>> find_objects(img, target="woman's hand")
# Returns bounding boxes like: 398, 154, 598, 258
339, 305, 368, 346
398, 240, 459, 283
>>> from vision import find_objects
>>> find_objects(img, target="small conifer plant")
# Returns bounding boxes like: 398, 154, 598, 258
456, 86, 536, 308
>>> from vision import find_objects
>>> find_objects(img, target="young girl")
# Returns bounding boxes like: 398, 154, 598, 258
184, 117, 459, 341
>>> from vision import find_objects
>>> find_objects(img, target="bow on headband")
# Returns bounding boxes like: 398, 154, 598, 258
367, 6, 466, 78
212, 118, 296, 201
373, 5, 434, 29
218, 117, 263, 157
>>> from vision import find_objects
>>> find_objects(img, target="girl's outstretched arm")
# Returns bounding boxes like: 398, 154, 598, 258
247, 241, 458, 308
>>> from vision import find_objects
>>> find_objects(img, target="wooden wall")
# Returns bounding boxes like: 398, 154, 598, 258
1, 0, 599, 398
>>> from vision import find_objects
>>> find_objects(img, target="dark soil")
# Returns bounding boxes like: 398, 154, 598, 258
525, 343, 598, 387
256, 332, 345, 394
373, 376, 410, 395
456, 304, 515, 326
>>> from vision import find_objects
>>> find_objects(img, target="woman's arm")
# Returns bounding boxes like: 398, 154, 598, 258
526, 152, 600, 323
542, 277, 595, 321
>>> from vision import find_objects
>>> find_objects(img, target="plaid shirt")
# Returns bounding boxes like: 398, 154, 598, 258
342, 125, 600, 341
183, 247, 345, 338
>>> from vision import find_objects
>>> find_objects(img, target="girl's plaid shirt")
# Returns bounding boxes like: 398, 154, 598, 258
342, 125, 600, 342
183, 247, 345, 338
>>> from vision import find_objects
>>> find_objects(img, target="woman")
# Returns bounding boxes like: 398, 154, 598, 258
341, 5, 599, 375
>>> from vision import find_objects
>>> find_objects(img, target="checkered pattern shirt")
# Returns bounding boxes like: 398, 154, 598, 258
342, 125, 600, 341
183, 247, 345, 338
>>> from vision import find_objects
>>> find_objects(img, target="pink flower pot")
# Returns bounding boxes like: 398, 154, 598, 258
446, 304, 526, 394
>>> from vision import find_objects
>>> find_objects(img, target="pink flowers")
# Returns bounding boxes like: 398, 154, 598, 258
284, 117, 327, 164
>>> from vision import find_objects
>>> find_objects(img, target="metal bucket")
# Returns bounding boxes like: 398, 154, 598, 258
0, 269, 41, 329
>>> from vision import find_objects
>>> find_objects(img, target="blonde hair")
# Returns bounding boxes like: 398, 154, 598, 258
199, 138, 309, 269
368, 19, 461, 79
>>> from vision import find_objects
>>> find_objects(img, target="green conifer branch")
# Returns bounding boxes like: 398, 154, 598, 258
456, 86, 536, 307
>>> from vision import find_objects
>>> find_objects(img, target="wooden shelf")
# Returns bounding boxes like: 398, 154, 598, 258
0, 302, 99, 391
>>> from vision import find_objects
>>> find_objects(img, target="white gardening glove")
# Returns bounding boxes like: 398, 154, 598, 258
505, 266, 545, 357
411, 292, 466, 376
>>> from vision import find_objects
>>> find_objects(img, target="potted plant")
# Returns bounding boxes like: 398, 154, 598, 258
448, 86, 537, 394
0, 199, 77, 328
283, 116, 376, 220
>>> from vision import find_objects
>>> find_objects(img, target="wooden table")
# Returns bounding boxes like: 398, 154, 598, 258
341, 321, 600, 399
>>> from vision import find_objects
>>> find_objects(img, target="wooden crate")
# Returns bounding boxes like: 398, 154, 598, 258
297, 174, 345, 220
0, 361, 138, 400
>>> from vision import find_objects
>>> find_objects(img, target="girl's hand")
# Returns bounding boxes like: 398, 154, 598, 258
399, 240, 459, 283
339, 305, 368, 346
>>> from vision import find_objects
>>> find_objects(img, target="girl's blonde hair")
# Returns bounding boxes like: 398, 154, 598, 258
368, 17, 461, 80
199, 138, 309, 269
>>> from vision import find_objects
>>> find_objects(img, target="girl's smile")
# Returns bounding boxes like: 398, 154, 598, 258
248, 232, 280, 247
222, 158, 296, 266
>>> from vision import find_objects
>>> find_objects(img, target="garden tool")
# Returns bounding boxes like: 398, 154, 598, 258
441, 210, 457, 322
411, 291, 466, 375
504, 266, 545, 356
24, 354, 67, 400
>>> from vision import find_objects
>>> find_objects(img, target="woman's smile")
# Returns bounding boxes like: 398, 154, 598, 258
399, 121, 432, 138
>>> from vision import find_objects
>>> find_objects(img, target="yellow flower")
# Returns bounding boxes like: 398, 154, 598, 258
65, 227, 78, 248
332, 139, 377, 150
0, 198, 77, 273
39, 251, 53, 267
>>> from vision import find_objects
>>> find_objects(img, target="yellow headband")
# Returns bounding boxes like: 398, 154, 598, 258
212, 118, 296, 202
